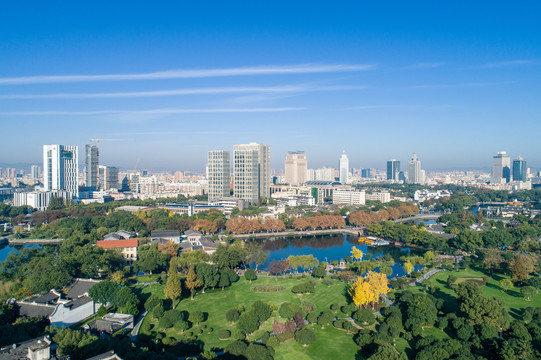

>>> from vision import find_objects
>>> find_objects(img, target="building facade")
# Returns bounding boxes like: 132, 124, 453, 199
387, 160, 400, 181
43, 144, 79, 198
333, 189, 366, 206
98, 165, 119, 190
207, 150, 231, 201
13, 190, 71, 211
233, 143, 270, 203
408, 153, 422, 184
31, 165, 39, 181
339, 151, 349, 184
284, 152, 307, 185
492, 151, 511, 184
85, 144, 99, 190
513, 156, 527, 182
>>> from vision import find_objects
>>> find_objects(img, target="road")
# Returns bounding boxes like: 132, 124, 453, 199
130, 310, 147, 341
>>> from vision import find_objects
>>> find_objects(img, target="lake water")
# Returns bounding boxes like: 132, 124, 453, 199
0, 243, 42, 262
257, 234, 423, 278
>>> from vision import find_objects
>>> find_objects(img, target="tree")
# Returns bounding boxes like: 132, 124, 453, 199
137, 245, 168, 274
185, 265, 202, 300
312, 266, 326, 278
250, 300, 273, 323
226, 308, 241, 323
47, 197, 64, 210
423, 251, 436, 264
144, 294, 162, 312
110, 287, 139, 315
196, 263, 219, 293
521, 286, 535, 301
403, 261, 414, 278
245, 269, 257, 282
455, 282, 508, 330
349, 277, 374, 308
317, 310, 334, 328
245, 343, 274, 360
190, 310, 206, 326
510, 254, 537, 282
245, 242, 268, 270
295, 328, 316, 345
164, 263, 182, 309
451, 230, 483, 253
50, 327, 98, 358
279, 302, 302, 319
88, 281, 119, 305
111, 270, 127, 285
499, 278, 514, 293
483, 248, 504, 272
237, 311, 260, 335
268, 259, 291, 275
351, 246, 363, 261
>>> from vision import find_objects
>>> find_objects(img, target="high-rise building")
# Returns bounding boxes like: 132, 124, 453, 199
513, 156, 527, 182
208, 150, 231, 201
85, 144, 99, 190
492, 151, 511, 184
339, 151, 349, 184
99, 165, 119, 190
408, 153, 422, 184
284, 152, 307, 185
233, 143, 270, 204
31, 165, 39, 181
43, 144, 79, 198
361, 168, 371, 178
387, 160, 400, 180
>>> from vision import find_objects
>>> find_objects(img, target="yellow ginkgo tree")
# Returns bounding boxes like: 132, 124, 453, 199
348, 271, 389, 309
351, 246, 363, 262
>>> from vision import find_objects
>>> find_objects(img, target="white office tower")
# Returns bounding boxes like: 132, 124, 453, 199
233, 143, 271, 204
85, 144, 99, 189
43, 145, 79, 198
408, 153, 422, 184
284, 152, 308, 185
208, 150, 231, 201
31, 165, 39, 180
492, 151, 511, 184
339, 151, 349, 184
99, 165, 119, 190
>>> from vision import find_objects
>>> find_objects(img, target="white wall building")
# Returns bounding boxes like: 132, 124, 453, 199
408, 153, 422, 184
339, 151, 350, 184
207, 150, 231, 201
333, 189, 366, 206
14, 190, 71, 211
366, 191, 391, 203
233, 143, 270, 203
43, 144, 79, 198
284, 152, 308, 186
492, 151, 511, 184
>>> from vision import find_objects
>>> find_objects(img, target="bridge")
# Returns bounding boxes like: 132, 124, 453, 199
393, 213, 441, 223
7, 238, 64, 245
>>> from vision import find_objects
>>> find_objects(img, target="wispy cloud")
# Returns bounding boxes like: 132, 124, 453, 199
0, 107, 305, 116
479, 60, 536, 68
344, 105, 450, 110
0, 64, 376, 85
401, 81, 513, 90
0, 84, 365, 99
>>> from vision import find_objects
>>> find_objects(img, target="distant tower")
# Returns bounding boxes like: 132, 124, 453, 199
233, 143, 271, 203
208, 150, 231, 201
407, 153, 422, 184
387, 160, 400, 180
492, 151, 511, 184
31, 165, 39, 181
339, 151, 349, 184
99, 165, 119, 190
43, 144, 79, 198
284, 152, 308, 185
513, 156, 527, 182
85, 144, 99, 190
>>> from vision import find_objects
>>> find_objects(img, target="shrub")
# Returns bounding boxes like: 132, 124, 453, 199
317, 310, 334, 327
279, 302, 302, 319
140, 322, 152, 333
295, 328, 316, 345
225, 340, 248, 357
174, 320, 191, 332
190, 310, 206, 325
236, 311, 260, 335
162, 337, 176, 346
250, 300, 273, 323
341, 303, 356, 316
447, 275, 457, 286
353, 308, 375, 325
267, 336, 280, 347
301, 301, 316, 314
322, 278, 334, 287
226, 308, 241, 323
343, 321, 354, 333
333, 319, 345, 328
245, 269, 257, 282
291, 282, 315, 294
312, 266, 326, 278
153, 304, 164, 319
330, 303, 340, 311
306, 312, 319, 323
251, 285, 285, 292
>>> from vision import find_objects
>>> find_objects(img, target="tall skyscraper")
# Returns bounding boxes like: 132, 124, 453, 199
513, 156, 527, 182
31, 165, 39, 180
233, 143, 270, 204
339, 151, 349, 184
492, 151, 511, 184
85, 144, 99, 190
408, 153, 422, 184
99, 165, 119, 190
43, 144, 79, 198
284, 152, 308, 185
208, 150, 231, 201
386, 160, 400, 180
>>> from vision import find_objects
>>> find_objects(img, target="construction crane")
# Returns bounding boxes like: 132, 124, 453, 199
88, 138, 135, 147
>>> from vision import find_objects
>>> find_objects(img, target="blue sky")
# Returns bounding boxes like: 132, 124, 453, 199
0, 2, 540, 172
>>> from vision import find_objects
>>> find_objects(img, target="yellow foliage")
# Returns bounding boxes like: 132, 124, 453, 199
351, 246, 363, 261
348, 272, 389, 308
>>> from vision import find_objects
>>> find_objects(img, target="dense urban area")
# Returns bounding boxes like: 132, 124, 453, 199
1, 144, 541, 360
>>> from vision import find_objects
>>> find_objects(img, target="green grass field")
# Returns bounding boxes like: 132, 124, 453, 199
138, 276, 360, 359
412, 268, 541, 318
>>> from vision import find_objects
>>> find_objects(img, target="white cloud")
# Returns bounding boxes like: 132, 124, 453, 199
479, 60, 536, 68
0, 64, 376, 85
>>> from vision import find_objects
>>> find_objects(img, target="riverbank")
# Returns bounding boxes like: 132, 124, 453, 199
229, 227, 362, 239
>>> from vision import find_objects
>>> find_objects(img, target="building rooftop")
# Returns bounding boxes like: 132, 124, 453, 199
15, 302, 55, 318
97, 239, 138, 249
66, 278, 100, 300
304, 180, 341, 186
0, 336, 51, 360
86, 350, 123, 360
150, 230, 180, 237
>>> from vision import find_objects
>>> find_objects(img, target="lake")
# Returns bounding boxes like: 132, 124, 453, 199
0, 243, 42, 262
256, 234, 423, 278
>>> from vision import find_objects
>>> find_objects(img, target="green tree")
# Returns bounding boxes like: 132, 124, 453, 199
190, 310, 206, 326
164, 263, 182, 309
88, 280, 119, 305
295, 328, 316, 345
245, 269, 257, 282
237, 311, 260, 335
499, 278, 514, 293
47, 197, 64, 210
312, 266, 326, 278
185, 265, 202, 300
136, 245, 168, 274
521, 286, 535, 301
455, 282, 508, 330
451, 230, 483, 253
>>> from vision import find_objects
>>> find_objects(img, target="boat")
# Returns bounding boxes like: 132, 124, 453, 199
366, 236, 390, 246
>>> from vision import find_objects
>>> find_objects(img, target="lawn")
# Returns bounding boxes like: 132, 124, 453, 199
138, 276, 360, 359
412, 268, 541, 318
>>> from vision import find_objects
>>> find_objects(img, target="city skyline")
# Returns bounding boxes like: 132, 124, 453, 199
1, 2, 540, 171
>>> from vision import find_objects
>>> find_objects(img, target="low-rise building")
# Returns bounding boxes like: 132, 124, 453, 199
0, 335, 51, 360
414, 189, 451, 202
150, 230, 181, 244
366, 191, 391, 203
13, 190, 71, 211
333, 189, 366, 206
86, 313, 134, 335
96, 239, 138, 262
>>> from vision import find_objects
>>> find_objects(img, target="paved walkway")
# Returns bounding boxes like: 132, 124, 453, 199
410, 268, 443, 286
130, 310, 147, 341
